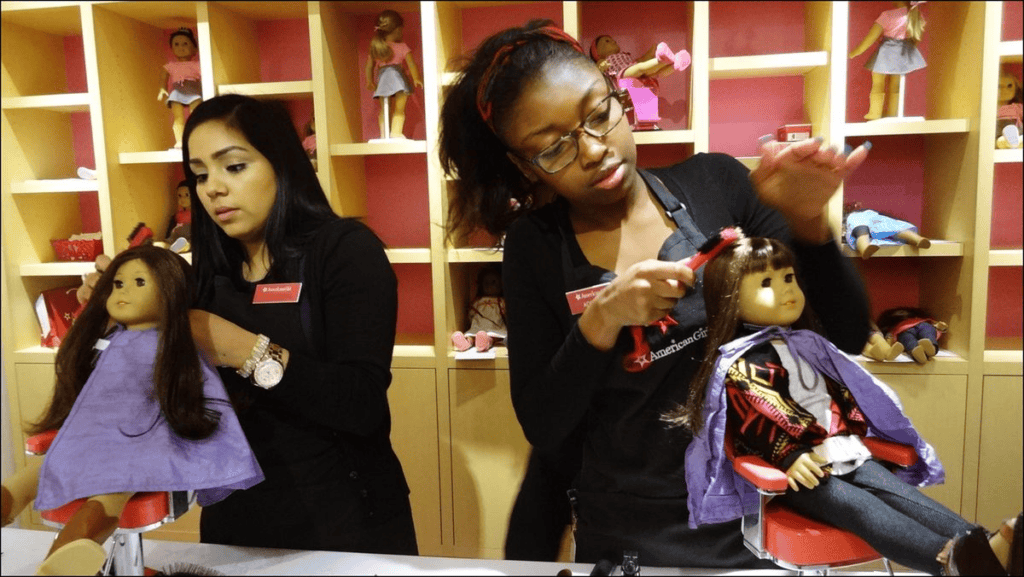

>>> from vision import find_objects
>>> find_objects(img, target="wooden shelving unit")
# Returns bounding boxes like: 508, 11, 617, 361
3, 0, 1021, 563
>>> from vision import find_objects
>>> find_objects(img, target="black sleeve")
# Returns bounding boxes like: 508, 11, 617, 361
691, 154, 871, 353
263, 221, 398, 436
503, 217, 616, 451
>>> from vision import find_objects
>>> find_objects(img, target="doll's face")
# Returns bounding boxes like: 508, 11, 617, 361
176, 185, 191, 209
479, 271, 501, 297
107, 259, 161, 331
998, 74, 1018, 104
171, 35, 197, 60
189, 119, 278, 250
736, 265, 805, 327
595, 36, 619, 59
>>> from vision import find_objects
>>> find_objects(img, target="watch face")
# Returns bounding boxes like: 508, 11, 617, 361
254, 360, 284, 388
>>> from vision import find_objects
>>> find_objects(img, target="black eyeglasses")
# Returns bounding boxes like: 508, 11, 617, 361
518, 88, 632, 174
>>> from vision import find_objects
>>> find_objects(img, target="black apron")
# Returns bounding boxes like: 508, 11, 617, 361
561, 169, 773, 569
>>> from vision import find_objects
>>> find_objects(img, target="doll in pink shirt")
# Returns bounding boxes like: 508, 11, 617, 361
364, 10, 422, 140
849, 2, 927, 121
158, 27, 202, 148
996, 71, 1023, 149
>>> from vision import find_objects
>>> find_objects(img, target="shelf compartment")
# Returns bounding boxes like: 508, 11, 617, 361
448, 348, 509, 370
844, 118, 971, 137
633, 130, 696, 145
217, 80, 313, 100
447, 248, 503, 263
984, 349, 1024, 375
857, 351, 969, 375
330, 141, 428, 156
387, 248, 431, 264
990, 250, 1023, 267
1000, 40, 1023, 63
993, 149, 1023, 164
840, 241, 963, 259
118, 150, 183, 164
20, 261, 95, 277
1, 93, 89, 112
10, 179, 98, 194
12, 346, 57, 364
708, 51, 828, 80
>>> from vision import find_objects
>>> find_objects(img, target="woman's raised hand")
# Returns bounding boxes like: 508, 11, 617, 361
76, 254, 113, 304
578, 259, 695, 352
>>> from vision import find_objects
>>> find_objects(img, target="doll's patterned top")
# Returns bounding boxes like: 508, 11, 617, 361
601, 51, 636, 79
467, 296, 506, 337
375, 41, 410, 67
164, 60, 201, 86
875, 6, 912, 40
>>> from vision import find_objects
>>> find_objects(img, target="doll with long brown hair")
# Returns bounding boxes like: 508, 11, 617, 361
1, 246, 262, 575
667, 236, 1020, 576
849, 1, 927, 121
158, 27, 203, 148
364, 9, 422, 140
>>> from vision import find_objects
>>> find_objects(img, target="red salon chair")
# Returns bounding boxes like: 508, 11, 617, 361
727, 431, 918, 576
26, 430, 193, 576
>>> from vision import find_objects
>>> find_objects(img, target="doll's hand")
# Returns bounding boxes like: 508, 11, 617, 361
786, 452, 829, 491
76, 254, 113, 304
414, 78, 423, 88
158, 88, 169, 102
579, 259, 695, 351
750, 137, 870, 243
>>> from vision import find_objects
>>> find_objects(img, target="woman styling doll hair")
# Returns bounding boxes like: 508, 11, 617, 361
1, 245, 263, 575
849, 1, 926, 121
365, 9, 423, 140
158, 27, 203, 148
666, 236, 1021, 576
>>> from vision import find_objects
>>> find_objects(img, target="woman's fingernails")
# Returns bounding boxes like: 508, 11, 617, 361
863, 141, 873, 151
843, 144, 853, 155
759, 134, 774, 144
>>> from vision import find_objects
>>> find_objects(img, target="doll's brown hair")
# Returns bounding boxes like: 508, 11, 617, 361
662, 237, 818, 433
30, 246, 221, 440
169, 27, 198, 50
370, 10, 404, 63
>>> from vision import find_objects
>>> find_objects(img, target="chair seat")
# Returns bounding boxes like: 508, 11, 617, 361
41, 492, 173, 530
763, 501, 880, 566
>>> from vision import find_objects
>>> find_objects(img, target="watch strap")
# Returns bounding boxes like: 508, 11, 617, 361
237, 334, 270, 378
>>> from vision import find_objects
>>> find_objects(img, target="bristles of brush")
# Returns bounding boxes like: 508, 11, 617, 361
157, 562, 225, 576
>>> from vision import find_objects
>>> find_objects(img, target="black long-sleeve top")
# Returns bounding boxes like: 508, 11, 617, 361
502, 153, 871, 499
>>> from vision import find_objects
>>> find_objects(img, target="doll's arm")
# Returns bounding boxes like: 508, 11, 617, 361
785, 452, 828, 491
365, 54, 376, 91
158, 68, 170, 101
404, 53, 422, 88
849, 23, 883, 59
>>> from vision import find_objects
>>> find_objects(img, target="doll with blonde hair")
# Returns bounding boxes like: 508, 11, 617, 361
365, 10, 423, 140
849, 1, 927, 121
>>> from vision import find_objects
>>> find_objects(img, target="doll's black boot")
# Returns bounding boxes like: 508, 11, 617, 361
938, 526, 1009, 575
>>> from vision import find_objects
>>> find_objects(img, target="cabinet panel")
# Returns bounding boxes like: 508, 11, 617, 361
449, 368, 530, 559
13, 362, 56, 529
976, 375, 1023, 528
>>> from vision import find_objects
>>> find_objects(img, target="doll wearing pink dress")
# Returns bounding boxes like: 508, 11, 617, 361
849, 2, 927, 121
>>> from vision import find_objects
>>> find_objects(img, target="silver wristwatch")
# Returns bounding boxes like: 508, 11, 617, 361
237, 334, 270, 379
252, 343, 285, 389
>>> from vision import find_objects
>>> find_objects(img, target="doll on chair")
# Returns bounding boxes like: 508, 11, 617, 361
1, 246, 263, 575
667, 237, 1020, 576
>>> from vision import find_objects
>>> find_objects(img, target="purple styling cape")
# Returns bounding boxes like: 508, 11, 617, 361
683, 326, 944, 529
36, 327, 264, 510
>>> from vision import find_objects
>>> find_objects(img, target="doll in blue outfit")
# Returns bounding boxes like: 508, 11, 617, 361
0, 246, 263, 575
844, 201, 931, 258
665, 236, 1020, 576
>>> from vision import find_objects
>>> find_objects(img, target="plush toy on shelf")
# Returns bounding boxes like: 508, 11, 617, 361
862, 320, 905, 362
589, 35, 690, 131
303, 116, 317, 169
365, 10, 423, 141
843, 202, 931, 259
877, 306, 948, 364
158, 27, 203, 149
0, 246, 262, 575
996, 70, 1023, 149
451, 264, 506, 354
849, 1, 927, 121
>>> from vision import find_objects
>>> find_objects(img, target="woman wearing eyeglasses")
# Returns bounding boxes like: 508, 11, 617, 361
439, 20, 873, 568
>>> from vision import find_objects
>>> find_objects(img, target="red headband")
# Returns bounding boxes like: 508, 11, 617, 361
475, 25, 586, 129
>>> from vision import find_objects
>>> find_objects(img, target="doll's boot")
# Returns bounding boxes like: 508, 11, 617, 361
2, 460, 42, 526
474, 331, 492, 352
451, 331, 472, 352
938, 526, 1009, 576
920, 338, 937, 360
655, 42, 675, 64
910, 341, 932, 364
885, 340, 905, 361
864, 92, 885, 121
998, 125, 1022, 149
35, 539, 107, 576
895, 229, 931, 249
855, 233, 879, 259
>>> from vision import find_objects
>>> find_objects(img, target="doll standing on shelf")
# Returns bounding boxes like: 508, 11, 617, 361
669, 237, 1021, 576
158, 27, 203, 149
589, 35, 690, 131
365, 10, 423, 140
877, 306, 947, 364
849, 1, 926, 121
452, 264, 506, 353
843, 201, 931, 259
0, 246, 263, 575
996, 70, 1023, 149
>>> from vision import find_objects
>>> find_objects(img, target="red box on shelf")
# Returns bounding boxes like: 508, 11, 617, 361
51, 238, 103, 262
777, 124, 812, 142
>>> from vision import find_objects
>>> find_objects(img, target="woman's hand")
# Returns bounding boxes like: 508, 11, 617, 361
786, 452, 829, 491
578, 259, 695, 351
750, 137, 870, 244
76, 254, 113, 304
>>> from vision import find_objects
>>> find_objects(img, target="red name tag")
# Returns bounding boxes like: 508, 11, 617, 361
252, 282, 302, 304
566, 282, 609, 315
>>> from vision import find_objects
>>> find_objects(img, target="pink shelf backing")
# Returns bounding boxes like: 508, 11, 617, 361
709, 1, 806, 58
461, 2, 563, 55
855, 259, 923, 322
364, 155, 430, 249
1003, 1, 1023, 41
709, 76, 805, 158
987, 267, 1023, 340
394, 263, 434, 336
992, 163, 1023, 249
842, 135, 926, 233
